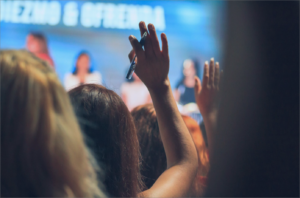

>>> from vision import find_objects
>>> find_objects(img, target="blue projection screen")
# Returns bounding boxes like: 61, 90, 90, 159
0, 0, 225, 95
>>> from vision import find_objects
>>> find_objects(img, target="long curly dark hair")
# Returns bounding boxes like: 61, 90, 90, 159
68, 84, 144, 197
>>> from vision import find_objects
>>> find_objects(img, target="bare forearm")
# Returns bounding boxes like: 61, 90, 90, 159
202, 111, 218, 156
148, 82, 198, 168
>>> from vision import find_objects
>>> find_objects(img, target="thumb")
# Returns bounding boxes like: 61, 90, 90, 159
128, 49, 135, 62
129, 35, 145, 60
194, 76, 202, 95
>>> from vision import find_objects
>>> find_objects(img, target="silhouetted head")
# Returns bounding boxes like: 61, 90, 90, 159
26, 32, 49, 54
72, 51, 93, 75
68, 84, 143, 197
182, 59, 200, 79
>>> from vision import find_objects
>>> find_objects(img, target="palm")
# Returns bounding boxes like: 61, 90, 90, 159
196, 85, 218, 116
136, 56, 169, 89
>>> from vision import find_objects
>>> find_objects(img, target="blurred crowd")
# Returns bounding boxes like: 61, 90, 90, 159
25, 31, 204, 122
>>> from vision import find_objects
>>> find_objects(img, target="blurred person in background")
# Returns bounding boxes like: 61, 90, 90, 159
26, 32, 55, 68
131, 104, 209, 197
174, 59, 200, 105
182, 115, 209, 196
0, 50, 105, 197
68, 22, 199, 197
121, 71, 151, 111
64, 51, 102, 91
174, 59, 203, 124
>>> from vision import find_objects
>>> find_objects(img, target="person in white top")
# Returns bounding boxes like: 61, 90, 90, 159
121, 73, 151, 111
64, 51, 102, 91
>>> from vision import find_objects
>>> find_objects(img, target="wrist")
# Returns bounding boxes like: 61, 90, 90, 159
202, 110, 218, 124
202, 110, 218, 121
147, 78, 171, 95
199, 105, 218, 118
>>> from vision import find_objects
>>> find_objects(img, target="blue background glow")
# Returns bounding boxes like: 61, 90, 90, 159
0, 0, 226, 94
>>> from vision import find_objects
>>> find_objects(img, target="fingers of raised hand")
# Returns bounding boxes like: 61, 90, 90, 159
202, 58, 221, 90
139, 22, 154, 57
214, 62, 220, 89
139, 21, 148, 37
129, 35, 145, 60
148, 23, 161, 57
202, 61, 209, 88
208, 58, 215, 87
161, 33, 169, 58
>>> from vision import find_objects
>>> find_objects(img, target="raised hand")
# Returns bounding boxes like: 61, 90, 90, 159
194, 58, 221, 152
128, 21, 170, 92
194, 58, 221, 117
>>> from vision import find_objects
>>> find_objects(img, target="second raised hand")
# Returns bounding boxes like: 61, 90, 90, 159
128, 22, 170, 92
194, 58, 221, 117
